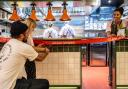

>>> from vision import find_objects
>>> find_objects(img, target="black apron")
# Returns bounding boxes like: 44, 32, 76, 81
110, 20, 122, 35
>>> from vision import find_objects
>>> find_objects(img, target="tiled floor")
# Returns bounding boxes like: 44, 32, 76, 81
82, 67, 112, 89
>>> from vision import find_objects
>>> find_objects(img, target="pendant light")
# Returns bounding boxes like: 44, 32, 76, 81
44, 2, 55, 21
29, 2, 39, 21
9, 2, 21, 21
60, 1, 71, 21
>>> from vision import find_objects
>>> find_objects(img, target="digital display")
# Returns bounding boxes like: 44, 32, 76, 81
100, 6, 115, 14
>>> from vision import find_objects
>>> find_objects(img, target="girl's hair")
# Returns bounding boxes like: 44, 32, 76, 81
22, 18, 36, 27
114, 7, 124, 15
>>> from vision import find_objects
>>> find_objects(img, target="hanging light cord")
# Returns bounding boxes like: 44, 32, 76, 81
30, 2, 36, 10
11, 1, 18, 10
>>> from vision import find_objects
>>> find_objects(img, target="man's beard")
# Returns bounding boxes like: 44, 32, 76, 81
23, 38, 27, 43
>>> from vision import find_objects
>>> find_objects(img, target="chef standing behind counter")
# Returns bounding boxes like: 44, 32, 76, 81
43, 23, 58, 38
59, 21, 76, 38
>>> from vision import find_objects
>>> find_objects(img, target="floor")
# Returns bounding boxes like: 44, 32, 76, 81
82, 66, 112, 89
50, 66, 112, 89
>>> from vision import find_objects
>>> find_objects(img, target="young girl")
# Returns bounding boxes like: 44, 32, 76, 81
22, 18, 49, 79
106, 7, 127, 37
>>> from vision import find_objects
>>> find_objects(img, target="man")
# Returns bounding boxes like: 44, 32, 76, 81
59, 21, 75, 38
0, 21, 49, 89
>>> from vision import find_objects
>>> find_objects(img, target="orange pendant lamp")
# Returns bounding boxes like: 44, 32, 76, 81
60, 1, 71, 21
29, 2, 39, 21
44, 2, 55, 21
9, 2, 20, 21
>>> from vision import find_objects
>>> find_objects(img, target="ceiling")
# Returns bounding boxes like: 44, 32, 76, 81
0, 0, 124, 20
101, 0, 124, 7
0, 0, 124, 8
0, 0, 125, 29
0, 0, 100, 16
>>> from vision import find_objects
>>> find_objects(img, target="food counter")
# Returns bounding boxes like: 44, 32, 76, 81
0, 37, 128, 89
115, 39, 128, 89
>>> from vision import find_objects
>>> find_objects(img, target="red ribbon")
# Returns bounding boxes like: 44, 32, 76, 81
0, 37, 10, 43
33, 37, 127, 45
0, 37, 127, 45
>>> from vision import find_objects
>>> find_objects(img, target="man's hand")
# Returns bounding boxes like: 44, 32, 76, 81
107, 34, 117, 37
37, 43, 45, 47
35, 47, 50, 61
33, 46, 50, 53
45, 47, 50, 53
111, 34, 117, 37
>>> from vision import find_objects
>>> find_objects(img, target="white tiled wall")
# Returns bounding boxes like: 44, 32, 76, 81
36, 52, 81, 85
116, 52, 128, 85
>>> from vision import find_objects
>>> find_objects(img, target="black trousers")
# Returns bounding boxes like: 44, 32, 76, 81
14, 78, 49, 89
25, 60, 36, 79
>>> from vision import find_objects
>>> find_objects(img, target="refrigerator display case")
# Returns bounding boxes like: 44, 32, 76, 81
90, 42, 107, 66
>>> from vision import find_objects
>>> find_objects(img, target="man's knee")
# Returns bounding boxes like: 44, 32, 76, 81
38, 79, 49, 88
29, 79, 49, 89
14, 78, 49, 89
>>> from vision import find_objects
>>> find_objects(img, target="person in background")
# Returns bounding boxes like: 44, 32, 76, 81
0, 21, 49, 89
43, 23, 58, 38
59, 21, 76, 38
106, 7, 127, 37
106, 7, 127, 86
22, 18, 49, 79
